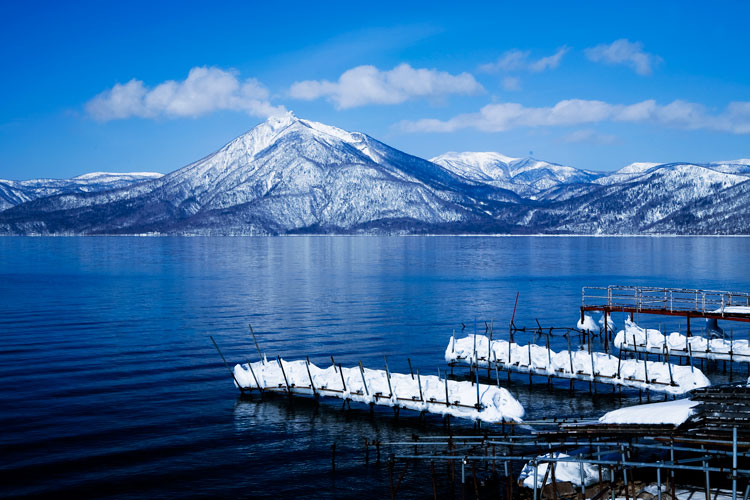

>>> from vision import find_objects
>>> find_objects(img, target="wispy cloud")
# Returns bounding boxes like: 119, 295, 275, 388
86, 66, 285, 121
289, 63, 483, 109
479, 46, 569, 73
562, 129, 617, 144
398, 99, 750, 134
502, 77, 522, 91
585, 39, 662, 76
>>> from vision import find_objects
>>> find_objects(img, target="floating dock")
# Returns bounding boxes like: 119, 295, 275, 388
445, 334, 711, 395
231, 357, 525, 423
615, 318, 750, 364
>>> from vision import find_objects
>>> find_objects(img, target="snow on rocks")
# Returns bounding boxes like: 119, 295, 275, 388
519, 452, 600, 488
233, 358, 525, 423
615, 318, 750, 362
599, 398, 700, 426
446, 334, 710, 394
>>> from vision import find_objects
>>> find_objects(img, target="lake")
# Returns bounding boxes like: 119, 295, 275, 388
2, 236, 749, 498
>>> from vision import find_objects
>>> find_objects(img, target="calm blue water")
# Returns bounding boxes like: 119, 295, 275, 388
1, 236, 749, 499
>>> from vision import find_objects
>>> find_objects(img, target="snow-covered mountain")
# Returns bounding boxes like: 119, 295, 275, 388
0, 113, 519, 235
0, 172, 163, 211
1, 114, 748, 235
431, 151, 602, 197
510, 163, 750, 233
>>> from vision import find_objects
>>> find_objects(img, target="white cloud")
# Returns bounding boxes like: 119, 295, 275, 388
562, 129, 617, 144
585, 39, 662, 76
86, 66, 286, 121
288, 63, 484, 109
480, 46, 569, 73
502, 77, 521, 91
399, 99, 750, 134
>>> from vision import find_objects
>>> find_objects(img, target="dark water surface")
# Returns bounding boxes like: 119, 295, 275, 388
1, 236, 749, 499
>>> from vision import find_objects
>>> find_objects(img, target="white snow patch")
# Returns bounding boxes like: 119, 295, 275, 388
577, 314, 598, 332
519, 452, 600, 488
599, 398, 699, 426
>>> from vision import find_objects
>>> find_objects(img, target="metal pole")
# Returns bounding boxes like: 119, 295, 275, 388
475, 369, 480, 409
277, 355, 291, 394
210, 335, 243, 392
733, 427, 738, 500
533, 459, 539, 500
306, 358, 317, 396
417, 369, 423, 401
657, 467, 662, 500
384, 357, 393, 398
338, 363, 347, 392
246, 358, 262, 393
359, 361, 369, 396
248, 324, 263, 362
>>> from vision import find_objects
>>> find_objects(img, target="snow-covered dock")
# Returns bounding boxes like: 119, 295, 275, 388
232, 357, 525, 423
446, 334, 710, 395
615, 318, 750, 363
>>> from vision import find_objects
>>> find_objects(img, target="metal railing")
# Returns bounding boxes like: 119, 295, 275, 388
583, 286, 750, 316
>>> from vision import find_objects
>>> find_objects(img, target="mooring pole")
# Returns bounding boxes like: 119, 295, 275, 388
277, 355, 291, 394
444, 376, 450, 407
246, 358, 263, 393
338, 363, 347, 393
359, 361, 369, 396
306, 358, 317, 396
417, 368, 423, 401
407, 358, 415, 380
331, 355, 337, 372
248, 324, 264, 362
210, 335, 243, 392
475, 369, 481, 409
384, 356, 394, 398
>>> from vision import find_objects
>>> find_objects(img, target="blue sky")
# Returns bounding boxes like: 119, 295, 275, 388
1, 1, 749, 179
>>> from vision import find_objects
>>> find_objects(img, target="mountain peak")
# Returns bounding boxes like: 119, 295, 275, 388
265, 110, 298, 130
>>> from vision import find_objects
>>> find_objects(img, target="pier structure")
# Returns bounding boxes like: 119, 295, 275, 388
380, 385, 750, 500
446, 333, 711, 396
581, 286, 750, 342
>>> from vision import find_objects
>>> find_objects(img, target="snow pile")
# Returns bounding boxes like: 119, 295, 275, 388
519, 452, 600, 488
577, 314, 598, 332
446, 334, 710, 394
599, 398, 699, 426
615, 318, 750, 360
598, 313, 615, 333
233, 358, 525, 423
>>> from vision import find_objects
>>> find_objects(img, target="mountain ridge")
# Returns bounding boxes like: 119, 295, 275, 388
1, 113, 748, 235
